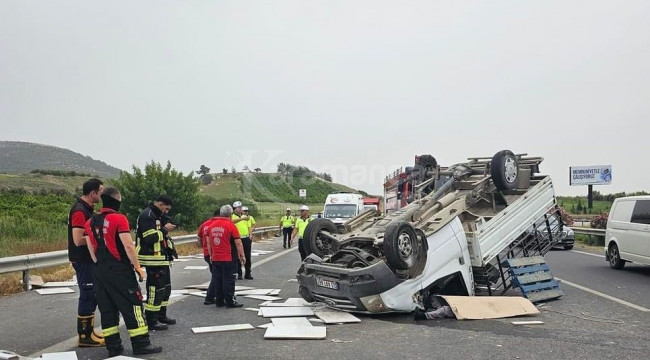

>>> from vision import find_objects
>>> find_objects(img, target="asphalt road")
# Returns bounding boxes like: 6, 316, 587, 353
1, 240, 649, 360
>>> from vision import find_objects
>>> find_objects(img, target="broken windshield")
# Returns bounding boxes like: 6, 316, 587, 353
324, 204, 357, 219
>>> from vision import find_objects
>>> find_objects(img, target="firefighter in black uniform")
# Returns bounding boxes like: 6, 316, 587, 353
84, 187, 162, 357
136, 195, 177, 330
68, 178, 105, 347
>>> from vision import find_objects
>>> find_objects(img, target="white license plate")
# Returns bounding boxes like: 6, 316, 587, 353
316, 277, 339, 290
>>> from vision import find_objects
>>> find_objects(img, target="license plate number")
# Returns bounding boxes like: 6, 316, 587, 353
316, 277, 339, 290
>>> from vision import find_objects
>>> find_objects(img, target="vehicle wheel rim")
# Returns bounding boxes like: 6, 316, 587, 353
316, 232, 332, 253
610, 246, 618, 265
398, 232, 413, 259
504, 157, 517, 183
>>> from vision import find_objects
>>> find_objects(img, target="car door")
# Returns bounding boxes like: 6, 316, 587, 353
629, 200, 650, 261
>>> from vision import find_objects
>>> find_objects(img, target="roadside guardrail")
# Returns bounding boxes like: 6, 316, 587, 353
571, 226, 606, 245
0, 226, 278, 291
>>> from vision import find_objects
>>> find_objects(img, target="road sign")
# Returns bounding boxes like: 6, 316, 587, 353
299, 189, 307, 197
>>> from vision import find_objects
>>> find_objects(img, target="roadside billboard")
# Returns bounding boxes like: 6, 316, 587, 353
569, 165, 612, 186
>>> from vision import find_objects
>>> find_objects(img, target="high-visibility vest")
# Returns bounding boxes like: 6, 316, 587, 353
232, 214, 250, 237
281, 215, 295, 228
296, 217, 310, 238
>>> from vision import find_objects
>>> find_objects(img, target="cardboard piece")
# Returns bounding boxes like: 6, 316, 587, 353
271, 317, 312, 327
192, 324, 255, 334
314, 310, 361, 324
261, 307, 314, 318
184, 266, 209, 270
41, 351, 78, 360
264, 326, 326, 340
35, 288, 75, 295
243, 295, 283, 302
28, 275, 45, 288
440, 296, 540, 320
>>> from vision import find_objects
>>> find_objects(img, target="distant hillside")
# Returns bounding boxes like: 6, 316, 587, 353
199, 173, 362, 204
0, 141, 121, 178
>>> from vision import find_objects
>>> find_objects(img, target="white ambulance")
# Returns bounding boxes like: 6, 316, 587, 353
323, 193, 364, 225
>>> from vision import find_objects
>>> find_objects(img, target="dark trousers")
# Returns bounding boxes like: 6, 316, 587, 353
94, 261, 150, 353
298, 238, 307, 261
212, 261, 237, 305
282, 227, 293, 247
144, 266, 171, 320
204, 255, 216, 301
72, 262, 98, 316
237, 237, 252, 277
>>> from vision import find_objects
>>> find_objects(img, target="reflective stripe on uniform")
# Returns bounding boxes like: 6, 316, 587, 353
134, 305, 146, 329
145, 286, 161, 311
102, 326, 119, 337
161, 301, 169, 307
139, 260, 170, 266
128, 325, 149, 338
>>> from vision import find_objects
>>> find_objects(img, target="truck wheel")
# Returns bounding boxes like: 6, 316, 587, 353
383, 221, 419, 270
563, 245, 574, 250
608, 243, 626, 269
491, 150, 519, 191
304, 218, 339, 258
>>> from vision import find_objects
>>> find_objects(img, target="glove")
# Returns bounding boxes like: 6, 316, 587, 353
135, 266, 145, 282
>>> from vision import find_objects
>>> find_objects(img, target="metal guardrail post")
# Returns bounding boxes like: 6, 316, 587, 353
23, 269, 31, 291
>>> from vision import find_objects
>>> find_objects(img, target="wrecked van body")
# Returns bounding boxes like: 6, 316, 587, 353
296, 150, 563, 313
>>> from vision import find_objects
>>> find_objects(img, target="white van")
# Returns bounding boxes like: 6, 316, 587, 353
323, 193, 364, 225
604, 196, 650, 269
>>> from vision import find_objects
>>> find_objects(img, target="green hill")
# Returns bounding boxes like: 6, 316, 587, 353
0, 141, 121, 178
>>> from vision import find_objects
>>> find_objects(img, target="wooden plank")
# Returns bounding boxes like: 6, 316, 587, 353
525, 289, 564, 303
509, 264, 550, 276
514, 272, 554, 286
520, 280, 559, 293
504, 256, 545, 268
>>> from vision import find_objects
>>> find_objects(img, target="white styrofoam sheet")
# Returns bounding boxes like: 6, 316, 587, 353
192, 324, 255, 334
257, 323, 273, 329
271, 317, 312, 327
42, 281, 77, 288
235, 289, 275, 296
268, 289, 281, 296
184, 266, 209, 270
264, 326, 326, 340
261, 307, 314, 318
188, 292, 207, 298
41, 351, 79, 360
314, 310, 361, 324
235, 286, 256, 291
243, 295, 283, 302
35, 288, 75, 295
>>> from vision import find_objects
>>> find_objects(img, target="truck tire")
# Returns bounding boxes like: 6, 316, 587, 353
304, 218, 339, 259
491, 150, 519, 191
608, 243, 625, 269
383, 221, 419, 270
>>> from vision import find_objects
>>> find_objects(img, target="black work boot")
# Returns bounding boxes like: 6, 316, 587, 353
131, 335, 162, 355
77, 315, 105, 347
245, 272, 254, 280
226, 301, 243, 308
414, 309, 428, 321
158, 306, 176, 325
146, 312, 169, 331
105, 334, 124, 357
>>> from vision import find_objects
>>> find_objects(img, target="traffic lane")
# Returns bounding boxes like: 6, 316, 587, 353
0, 237, 285, 357
545, 249, 650, 309
79, 247, 650, 360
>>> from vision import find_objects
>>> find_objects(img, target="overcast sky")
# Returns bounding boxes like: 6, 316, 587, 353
1, 1, 648, 196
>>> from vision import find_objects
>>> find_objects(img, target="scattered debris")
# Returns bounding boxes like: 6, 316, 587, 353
0, 350, 19, 360
42, 281, 77, 288
235, 289, 278, 296
28, 275, 45, 288
184, 266, 209, 270
244, 308, 260, 312
331, 339, 354, 343
110, 356, 146, 360
35, 288, 75, 295
271, 317, 312, 327
188, 292, 207, 298
441, 296, 539, 320
192, 324, 255, 334
511, 321, 545, 326
235, 286, 256, 291
269, 289, 281, 296
257, 323, 273, 329
244, 295, 283, 302
314, 310, 361, 324
260, 307, 315, 318
170, 290, 190, 295
185, 283, 209, 290
287, 279, 298, 282
264, 326, 326, 340
308, 318, 325, 324
41, 351, 78, 359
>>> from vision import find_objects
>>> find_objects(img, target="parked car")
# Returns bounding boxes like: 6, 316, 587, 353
604, 196, 650, 269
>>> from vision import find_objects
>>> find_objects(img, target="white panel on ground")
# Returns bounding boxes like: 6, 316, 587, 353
184, 266, 209, 270
511, 321, 544, 325
170, 290, 190, 295
314, 310, 361, 324
41, 351, 78, 360
42, 281, 77, 288
188, 292, 207, 298
261, 307, 314, 318
284, 298, 310, 306
110, 356, 146, 360
235, 289, 275, 296
35, 288, 75, 295
244, 308, 260, 312
257, 323, 273, 329
264, 326, 326, 340
271, 317, 312, 327
268, 289, 281, 296
235, 286, 256, 291
191, 324, 255, 334
0, 351, 19, 360
243, 295, 283, 301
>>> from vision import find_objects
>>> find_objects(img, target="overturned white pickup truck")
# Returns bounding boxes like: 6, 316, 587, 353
297, 150, 563, 313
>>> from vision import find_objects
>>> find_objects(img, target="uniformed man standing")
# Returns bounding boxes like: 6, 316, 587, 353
68, 178, 105, 347
231, 201, 253, 280
206, 205, 246, 307
279, 208, 295, 249
243, 206, 256, 238
84, 187, 161, 357
136, 195, 176, 330
290, 205, 311, 261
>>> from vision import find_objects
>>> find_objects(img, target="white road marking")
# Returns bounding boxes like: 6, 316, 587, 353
569, 250, 605, 259
28, 244, 297, 358
556, 277, 650, 312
